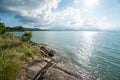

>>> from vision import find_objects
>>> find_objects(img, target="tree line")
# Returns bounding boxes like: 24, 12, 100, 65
0, 22, 32, 42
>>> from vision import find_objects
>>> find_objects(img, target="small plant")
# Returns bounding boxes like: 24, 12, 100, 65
0, 22, 5, 34
21, 31, 32, 42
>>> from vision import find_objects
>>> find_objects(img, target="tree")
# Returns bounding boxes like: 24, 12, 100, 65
0, 22, 5, 34
21, 31, 32, 42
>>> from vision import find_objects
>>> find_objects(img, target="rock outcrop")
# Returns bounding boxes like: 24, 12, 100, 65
30, 42, 56, 57
15, 43, 90, 80
15, 58, 90, 80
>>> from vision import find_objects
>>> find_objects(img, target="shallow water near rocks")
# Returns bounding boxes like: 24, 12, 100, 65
13, 31, 120, 80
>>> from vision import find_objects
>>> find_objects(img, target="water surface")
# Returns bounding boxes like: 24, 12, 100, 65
13, 31, 120, 80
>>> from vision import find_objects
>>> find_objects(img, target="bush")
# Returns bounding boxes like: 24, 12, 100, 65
0, 22, 5, 34
21, 31, 32, 42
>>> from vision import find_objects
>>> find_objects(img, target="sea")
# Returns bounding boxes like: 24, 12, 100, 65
13, 31, 120, 80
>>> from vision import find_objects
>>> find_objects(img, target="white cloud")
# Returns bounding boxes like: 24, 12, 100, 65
74, 0, 79, 4
53, 7, 83, 28
0, 0, 61, 27
0, 0, 83, 29
0, 0, 119, 30
94, 17, 119, 30
17, 2, 83, 29
81, 17, 119, 30
84, 0, 99, 7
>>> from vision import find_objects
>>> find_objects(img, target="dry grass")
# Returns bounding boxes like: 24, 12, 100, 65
0, 33, 40, 80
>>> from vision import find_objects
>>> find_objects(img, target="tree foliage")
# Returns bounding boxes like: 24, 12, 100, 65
21, 31, 32, 42
0, 22, 5, 34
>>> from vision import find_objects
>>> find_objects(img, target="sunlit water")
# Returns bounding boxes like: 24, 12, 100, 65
13, 31, 120, 80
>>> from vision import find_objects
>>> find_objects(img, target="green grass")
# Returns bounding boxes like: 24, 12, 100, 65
0, 33, 40, 80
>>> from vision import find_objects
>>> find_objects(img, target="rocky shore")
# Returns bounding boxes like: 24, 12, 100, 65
15, 42, 90, 80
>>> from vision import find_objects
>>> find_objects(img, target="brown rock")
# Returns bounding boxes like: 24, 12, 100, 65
40, 45, 56, 57
42, 68, 79, 80
34, 61, 90, 80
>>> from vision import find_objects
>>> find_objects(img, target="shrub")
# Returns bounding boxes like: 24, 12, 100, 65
0, 22, 5, 34
21, 31, 32, 42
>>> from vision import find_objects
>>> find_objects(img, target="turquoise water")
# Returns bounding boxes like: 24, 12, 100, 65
13, 31, 120, 80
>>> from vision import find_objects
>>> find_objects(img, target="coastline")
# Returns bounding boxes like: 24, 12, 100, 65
0, 34, 90, 80
15, 41, 90, 80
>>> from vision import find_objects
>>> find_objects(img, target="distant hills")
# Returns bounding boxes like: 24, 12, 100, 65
5, 26, 101, 31
5, 26, 45, 31
5, 26, 114, 31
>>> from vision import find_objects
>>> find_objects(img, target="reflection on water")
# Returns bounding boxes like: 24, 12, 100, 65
77, 32, 97, 67
71, 31, 98, 77
82, 32, 96, 60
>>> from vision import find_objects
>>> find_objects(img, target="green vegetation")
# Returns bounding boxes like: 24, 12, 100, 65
0, 19, 42, 32
6, 26, 41, 32
22, 31, 32, 42
0, 33, 40, 80
0, 22, 6, 34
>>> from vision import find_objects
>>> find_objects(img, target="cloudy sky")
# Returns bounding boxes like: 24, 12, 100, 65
0, 0, 120, 30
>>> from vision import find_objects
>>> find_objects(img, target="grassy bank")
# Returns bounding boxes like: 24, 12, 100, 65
0, 33, 40, 80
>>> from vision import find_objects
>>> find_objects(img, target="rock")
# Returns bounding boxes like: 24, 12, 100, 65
26, 61, 48, 79
15, 57, 90, 80
29, 41, 56, 57
33, 61, 90, 80
42, 67, 79, 80
15, 58, 49, 80
40, 45, 56, 57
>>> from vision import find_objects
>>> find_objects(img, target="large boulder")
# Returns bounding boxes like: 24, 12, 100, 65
30, 42, 56, 57
40, 45, 56, 57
